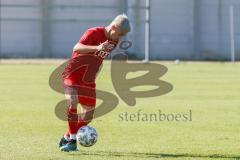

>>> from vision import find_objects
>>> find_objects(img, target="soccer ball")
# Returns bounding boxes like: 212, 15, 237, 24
76, 126, 98, 147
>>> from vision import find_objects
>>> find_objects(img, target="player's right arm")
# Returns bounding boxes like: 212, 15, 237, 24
73, 43, 103, 54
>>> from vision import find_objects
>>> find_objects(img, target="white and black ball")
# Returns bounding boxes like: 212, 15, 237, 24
76, 126, 98, 147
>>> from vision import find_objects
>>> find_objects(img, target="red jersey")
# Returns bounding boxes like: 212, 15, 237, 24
62, 27, 118, 86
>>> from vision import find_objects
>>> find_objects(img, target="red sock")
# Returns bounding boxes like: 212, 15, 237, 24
77, 118, 88, 130
66, 119, 87, 137
65, 131, 70, 137
67, 107, 78, 134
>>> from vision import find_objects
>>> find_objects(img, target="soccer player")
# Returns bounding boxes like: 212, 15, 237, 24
59, 14, 131, 152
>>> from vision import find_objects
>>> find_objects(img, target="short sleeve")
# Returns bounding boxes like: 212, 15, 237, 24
79, 29, 96, 45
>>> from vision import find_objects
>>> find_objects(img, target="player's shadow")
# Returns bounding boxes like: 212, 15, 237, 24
73, 150, 240, 159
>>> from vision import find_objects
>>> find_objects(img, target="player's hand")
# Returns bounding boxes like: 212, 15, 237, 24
96, 41, 109, 51
96, 43, 104, 51
96, 40, 117, 52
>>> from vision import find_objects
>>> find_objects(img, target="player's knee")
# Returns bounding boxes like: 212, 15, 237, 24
65, 94, 78, 106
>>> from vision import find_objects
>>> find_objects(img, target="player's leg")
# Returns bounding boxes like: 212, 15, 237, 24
77, 105, 95, 130
77, 86, 96, 129
60, 84, 96, 151
59, 85, 78, 152
60, 104, 95, 149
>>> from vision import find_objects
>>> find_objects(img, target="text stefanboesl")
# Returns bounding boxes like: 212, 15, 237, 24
118, 110, 192, 122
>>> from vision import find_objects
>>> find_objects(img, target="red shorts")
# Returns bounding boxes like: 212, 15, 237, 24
63, 82, 96, 107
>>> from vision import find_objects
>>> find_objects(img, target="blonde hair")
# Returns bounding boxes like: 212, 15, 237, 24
111, 14, 131, 32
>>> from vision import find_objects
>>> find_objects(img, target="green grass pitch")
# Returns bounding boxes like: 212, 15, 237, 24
0, 61, 240, 160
